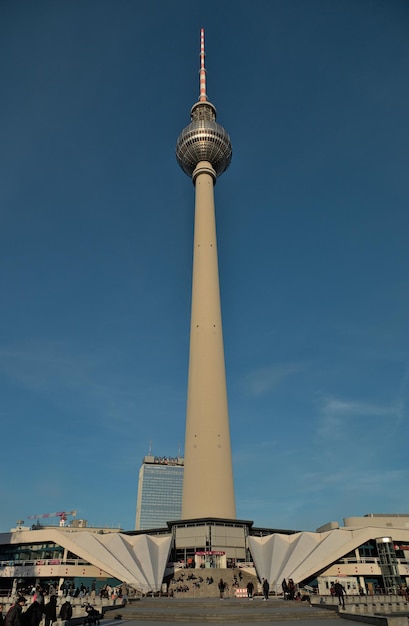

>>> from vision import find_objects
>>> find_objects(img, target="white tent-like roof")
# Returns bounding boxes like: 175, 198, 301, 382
248, 526, 409, 589
6, 529, 172, 593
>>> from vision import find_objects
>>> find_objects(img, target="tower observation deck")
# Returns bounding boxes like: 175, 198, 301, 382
176, 29, 236, 520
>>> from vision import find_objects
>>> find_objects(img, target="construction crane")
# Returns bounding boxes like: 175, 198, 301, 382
27, 510, 77, 526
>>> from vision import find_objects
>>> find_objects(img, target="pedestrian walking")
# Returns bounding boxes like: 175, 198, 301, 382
246, 581, 254, 600
22, 599, 42, 626
44, 596, 57, 626
262, 578, 270, 601
334, 581, 345, 609
218, 579, 226, 599
4, 597, 27, 626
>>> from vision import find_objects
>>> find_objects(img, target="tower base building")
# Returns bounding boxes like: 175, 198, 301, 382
2, 514, 409, 598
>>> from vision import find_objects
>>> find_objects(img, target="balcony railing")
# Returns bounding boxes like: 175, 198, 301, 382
0, 558, 91, 568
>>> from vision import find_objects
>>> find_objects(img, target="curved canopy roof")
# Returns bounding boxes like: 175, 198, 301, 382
6, 528, 172, 593
249, 526, 409, 589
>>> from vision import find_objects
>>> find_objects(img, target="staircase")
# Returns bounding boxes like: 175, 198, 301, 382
116, 597, 339, 622
167, 568, 258, 599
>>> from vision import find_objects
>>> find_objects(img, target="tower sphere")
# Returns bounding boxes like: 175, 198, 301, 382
176, 101, 232, 178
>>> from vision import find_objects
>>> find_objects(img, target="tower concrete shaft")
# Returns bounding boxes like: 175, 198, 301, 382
176, 30, 236, 520
182, 161, 236, 519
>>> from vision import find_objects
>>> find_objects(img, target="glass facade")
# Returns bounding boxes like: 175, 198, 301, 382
135, 456, 184, 530
0, 542, 64, 562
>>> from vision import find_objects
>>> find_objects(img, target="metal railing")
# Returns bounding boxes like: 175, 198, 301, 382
0, 558, 91, 568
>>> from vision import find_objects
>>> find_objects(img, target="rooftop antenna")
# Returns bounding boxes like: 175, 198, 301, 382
199, 28, 207, 102
148, 440, 152, 455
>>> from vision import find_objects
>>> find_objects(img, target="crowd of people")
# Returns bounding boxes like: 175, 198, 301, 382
0, 589, 74, 626
169, 569, 247, 596
0, 581, 128, 626
170, 571, 206, 594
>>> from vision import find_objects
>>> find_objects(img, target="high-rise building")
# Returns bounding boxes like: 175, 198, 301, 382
135, 455, 184, 530
176, 29, 236, 520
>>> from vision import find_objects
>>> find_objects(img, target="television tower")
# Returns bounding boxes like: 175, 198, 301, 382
176, 29, 236, 520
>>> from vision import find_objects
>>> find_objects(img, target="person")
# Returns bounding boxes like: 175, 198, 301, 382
282, 578, 289, 599
83, 603, 100, 625
44, 596, 57, 626
4, 597, 27, 626
120, 583, 128, 603
22, 599, 43, 626
334, 580, 345, 609
246, 580, 254, 600
59, 601, 72, 622
0, 603, 4, 626
32, 588, 43, 608
262, 578, 270, 601
288, 579, 295, 600
218, 579, 226, 599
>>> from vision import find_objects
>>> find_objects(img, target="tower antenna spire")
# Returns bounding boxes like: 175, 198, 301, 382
199, 28, 207, 102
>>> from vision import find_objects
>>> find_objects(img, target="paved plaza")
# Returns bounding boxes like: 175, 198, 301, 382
100, 597, 361, 626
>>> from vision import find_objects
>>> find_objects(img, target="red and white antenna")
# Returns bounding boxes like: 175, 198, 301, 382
199, 28, 207, 102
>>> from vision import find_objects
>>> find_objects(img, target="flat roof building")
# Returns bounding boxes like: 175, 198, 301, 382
2, 513, 409, 597
135, 455, 184, 530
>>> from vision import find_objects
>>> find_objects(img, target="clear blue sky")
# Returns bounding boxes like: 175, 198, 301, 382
1, 0, 408, 533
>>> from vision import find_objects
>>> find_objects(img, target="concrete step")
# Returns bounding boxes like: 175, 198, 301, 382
116, 599, 339, 622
